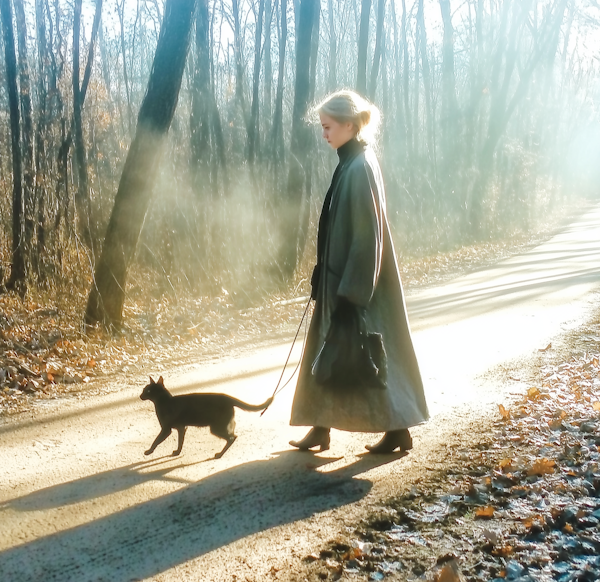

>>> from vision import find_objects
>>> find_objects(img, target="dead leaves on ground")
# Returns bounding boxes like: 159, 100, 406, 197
304, 349, 600, 581
0, 292, 307, 415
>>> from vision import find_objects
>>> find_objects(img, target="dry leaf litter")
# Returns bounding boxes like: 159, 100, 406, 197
300, 349, 600, 582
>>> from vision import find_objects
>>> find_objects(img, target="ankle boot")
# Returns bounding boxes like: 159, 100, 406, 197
366, 429, 412, 454
290, 427, 330, 452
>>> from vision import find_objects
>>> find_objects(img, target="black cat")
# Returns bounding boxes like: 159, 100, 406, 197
140, 376, 273, 458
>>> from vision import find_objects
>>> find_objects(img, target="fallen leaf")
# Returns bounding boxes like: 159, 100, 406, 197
593, 402, 600, 411
498, 404, 510, 420
435, 559, 465, 582
482, 529, 501, 545
475, 506, 495, 519
491, 545, 513, 557
527, 386, 541, 400
523, 515, 545, 529
527, 458, 555, 476
539, 343, 552, 352
341, 547, 362, 561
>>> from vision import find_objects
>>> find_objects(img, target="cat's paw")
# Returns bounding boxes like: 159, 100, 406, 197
171, 451, 181, 457
144, 449, 153, 455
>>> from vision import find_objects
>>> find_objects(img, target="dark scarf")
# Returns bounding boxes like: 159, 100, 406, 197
316, 138, 365, 267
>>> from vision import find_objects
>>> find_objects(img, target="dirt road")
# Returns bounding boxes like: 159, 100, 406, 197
2, 205, 600, 582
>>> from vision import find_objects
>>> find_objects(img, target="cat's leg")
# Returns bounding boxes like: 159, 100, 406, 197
214, 436, 237, 459
145, 427, 172, 455
172, 426, 187, 456
211, 417, 237, 459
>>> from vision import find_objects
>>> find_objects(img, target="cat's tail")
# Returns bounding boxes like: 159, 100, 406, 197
231, 396, 274, 412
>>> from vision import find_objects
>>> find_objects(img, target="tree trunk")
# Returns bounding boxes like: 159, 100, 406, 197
13, 0, 35, 272
232, 0, 249, 128
400, 0, 413, 183
412, 0, 420, 162
308, 0, 320, 102
356, 0, 371, 95
1, 0, 26, 293
390, 0, 403, 147
190, 0, 211, 178
198, 0, 227, 192
464, 0, 485, 178
263, 0, 273, 124
278, 0, 318, 280
247, 0, 266, 163
438, 0, 459, 168
73, 0, 103, 256
368, 0, 385, 99
271, 0, 287, 166
417, 0, 435, 173
116, 0, 134, 136
327, 0, 336, 91
34, 0, 49, 269
85, 0, 197, 328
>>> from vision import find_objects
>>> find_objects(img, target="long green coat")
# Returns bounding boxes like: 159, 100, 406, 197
290, 142, 429, 432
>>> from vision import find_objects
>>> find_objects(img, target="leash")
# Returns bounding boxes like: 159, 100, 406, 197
260, 296, 312, 416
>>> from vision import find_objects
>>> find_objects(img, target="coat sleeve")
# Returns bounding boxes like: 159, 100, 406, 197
337, 160, 383, 307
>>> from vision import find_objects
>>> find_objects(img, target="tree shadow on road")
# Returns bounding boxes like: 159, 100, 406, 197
0, 450, 403, 581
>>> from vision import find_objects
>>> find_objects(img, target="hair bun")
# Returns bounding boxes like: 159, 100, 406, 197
360, 109, 371, 127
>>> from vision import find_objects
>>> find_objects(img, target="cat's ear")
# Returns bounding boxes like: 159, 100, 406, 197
149, 376, 154, 383
158, 376, 164, 385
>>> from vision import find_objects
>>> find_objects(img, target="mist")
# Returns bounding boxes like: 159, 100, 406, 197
1, 0, 599, 318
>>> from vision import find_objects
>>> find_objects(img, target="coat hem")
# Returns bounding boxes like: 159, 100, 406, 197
289, 417, 429, 433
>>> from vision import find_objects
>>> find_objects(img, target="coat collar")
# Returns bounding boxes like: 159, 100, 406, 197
337, 138, 365, 164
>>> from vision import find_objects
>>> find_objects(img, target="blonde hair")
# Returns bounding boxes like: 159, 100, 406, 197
314, 90, 381, 146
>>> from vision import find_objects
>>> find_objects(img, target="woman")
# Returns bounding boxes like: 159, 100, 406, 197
289, 90, 429, 454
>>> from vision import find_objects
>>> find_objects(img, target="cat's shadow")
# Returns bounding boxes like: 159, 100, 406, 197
1, 449, 405, 581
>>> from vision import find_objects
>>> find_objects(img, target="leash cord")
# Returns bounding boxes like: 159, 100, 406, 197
261, 296, 312, 416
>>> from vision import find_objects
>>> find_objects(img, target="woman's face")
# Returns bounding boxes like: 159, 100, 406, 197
320, 113, 357, 149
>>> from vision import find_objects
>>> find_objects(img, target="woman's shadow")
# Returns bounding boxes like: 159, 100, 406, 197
0, 449, 406, 581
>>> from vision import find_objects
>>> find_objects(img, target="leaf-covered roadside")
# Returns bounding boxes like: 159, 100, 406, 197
299, 350, 600, 582
0, 290, 312, 415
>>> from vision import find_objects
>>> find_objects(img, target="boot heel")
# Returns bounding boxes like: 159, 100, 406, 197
290, 427, 330, 451
366, 429, 411, 454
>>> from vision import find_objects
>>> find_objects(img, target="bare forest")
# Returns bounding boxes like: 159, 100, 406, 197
1, 0, 600, 328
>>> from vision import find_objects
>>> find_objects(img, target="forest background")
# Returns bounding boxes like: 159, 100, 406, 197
1, 0, 600, 331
